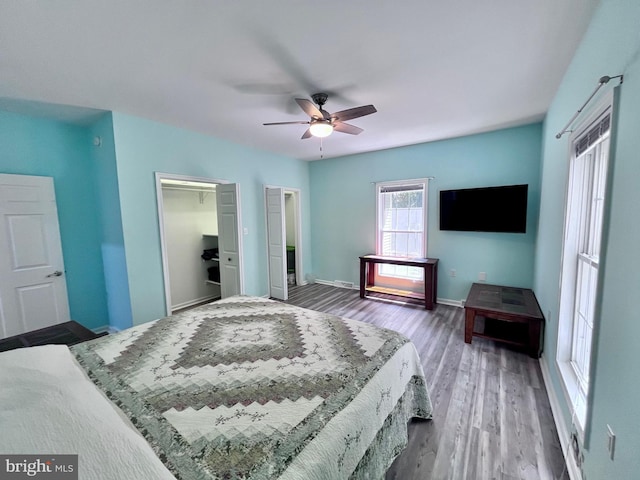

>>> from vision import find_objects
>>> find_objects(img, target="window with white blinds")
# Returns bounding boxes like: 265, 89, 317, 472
558, 105, 612, 432
571, 133, 608, 392
376, 180, 428, 279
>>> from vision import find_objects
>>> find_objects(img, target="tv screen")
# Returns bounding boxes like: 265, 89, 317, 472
439, 184, 528, 233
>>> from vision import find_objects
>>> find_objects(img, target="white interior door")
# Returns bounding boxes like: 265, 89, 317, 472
216, 183, 243, 298
266, 187, 287, 300
0, 174, 71, 338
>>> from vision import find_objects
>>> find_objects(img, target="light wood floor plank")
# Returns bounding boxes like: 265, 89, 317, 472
281, 284, 568, 480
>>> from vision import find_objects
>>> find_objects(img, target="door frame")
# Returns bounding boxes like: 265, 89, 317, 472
155, 172, 238, 316
263, 185, 304, 295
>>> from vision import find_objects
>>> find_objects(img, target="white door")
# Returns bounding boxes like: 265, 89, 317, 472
266, 187, 287, 300
0, 174, 71, 338
216, 183, 243, 298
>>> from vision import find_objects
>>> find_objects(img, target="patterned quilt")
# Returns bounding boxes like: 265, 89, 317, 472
72, 296, 431, 480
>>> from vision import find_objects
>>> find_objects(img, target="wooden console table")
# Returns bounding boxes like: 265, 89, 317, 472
359, 255, 438, 310
464, 283, 544, 358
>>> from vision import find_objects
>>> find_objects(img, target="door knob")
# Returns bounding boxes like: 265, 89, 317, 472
228, 258, 232, 262
46, 270, 63, 278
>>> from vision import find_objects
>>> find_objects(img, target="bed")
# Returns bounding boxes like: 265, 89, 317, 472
0, 295, 431, 479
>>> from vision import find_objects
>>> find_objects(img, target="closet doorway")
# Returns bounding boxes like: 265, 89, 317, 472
265, 186, 303, 301
156, 173, 244, 315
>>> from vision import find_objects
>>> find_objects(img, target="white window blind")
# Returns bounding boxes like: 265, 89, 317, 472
376, 180, 428, 280
574, 114, 610, 157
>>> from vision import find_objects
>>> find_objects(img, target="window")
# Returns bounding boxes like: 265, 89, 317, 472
558, 101, 612, 433
376, 180, 428, 279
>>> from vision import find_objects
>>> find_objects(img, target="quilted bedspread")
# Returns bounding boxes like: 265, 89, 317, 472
72, 296, 431, 480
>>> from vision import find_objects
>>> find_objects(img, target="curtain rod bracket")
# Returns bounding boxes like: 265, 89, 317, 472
599, 74, 623, 85
556, 74, 623, 139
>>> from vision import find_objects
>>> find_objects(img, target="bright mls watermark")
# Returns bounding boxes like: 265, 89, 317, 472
0, 455, 77, 479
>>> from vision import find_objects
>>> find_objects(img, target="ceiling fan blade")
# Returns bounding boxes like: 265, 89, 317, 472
333, 122, 364, 135
331, 105, 377, 122
296, 98, 324, 119
301, 128, 313, 139
263, 121, 310, 126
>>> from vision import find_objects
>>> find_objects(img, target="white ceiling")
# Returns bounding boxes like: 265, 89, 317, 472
0, 1, 599, 161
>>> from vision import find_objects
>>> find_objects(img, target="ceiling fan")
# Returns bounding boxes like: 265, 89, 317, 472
263, 93, 377, 139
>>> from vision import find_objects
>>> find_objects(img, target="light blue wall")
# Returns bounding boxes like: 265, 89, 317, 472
309, 124, 542, 302
0, 111, 109, 331
534, 0, 640, 477
88, 114, 133, 331
110, 113, 311, 325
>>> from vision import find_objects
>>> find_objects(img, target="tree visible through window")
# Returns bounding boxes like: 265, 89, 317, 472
376, 180, 428, 279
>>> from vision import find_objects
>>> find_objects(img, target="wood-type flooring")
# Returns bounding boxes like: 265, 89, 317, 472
282, 283, 568, 480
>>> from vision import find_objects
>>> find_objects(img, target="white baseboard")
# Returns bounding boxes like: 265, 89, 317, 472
539, 356, 581, 480
92, 325, 121, 335
171, 295, 218, 312
313, 278, 463, 308
315, 279, 358, 289
436, 297, 463, 308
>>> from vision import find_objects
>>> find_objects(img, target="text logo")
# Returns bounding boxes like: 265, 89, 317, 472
0, 455, 77, 479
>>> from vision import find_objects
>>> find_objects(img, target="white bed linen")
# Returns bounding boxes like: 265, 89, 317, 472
0, 345, 176, 480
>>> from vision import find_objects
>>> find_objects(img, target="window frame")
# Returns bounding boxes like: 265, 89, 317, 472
375, 179, 429, 281
556, 90, 614, 444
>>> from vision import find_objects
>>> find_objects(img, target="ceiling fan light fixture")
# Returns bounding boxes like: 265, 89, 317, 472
309, 120, 333, 138
264, 94, 376, 141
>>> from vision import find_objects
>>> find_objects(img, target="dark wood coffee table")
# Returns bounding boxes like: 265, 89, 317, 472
464, 283, 544, 358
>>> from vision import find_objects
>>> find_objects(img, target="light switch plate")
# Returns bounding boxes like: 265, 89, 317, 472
607, 424, 615, 460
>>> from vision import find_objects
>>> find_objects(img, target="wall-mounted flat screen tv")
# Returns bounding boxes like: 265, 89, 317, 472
439, 184, 528, 233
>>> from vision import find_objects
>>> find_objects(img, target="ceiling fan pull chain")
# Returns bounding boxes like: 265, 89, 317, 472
320, 137, 324, 159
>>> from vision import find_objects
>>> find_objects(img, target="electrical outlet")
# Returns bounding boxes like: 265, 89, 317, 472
570, 431, 587, 479
478, 272, 487, 282
450, 269, 456, 277
572, 434, 580, 465
607, 424, 616, 460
